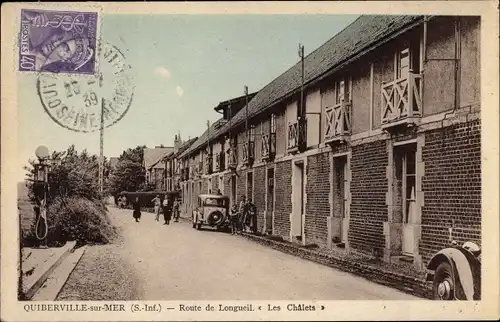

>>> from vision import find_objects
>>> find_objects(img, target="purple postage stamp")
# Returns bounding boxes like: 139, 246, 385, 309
19, 9, 98, 74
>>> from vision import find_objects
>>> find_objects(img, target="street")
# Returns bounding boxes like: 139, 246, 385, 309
58, 207, 419, 301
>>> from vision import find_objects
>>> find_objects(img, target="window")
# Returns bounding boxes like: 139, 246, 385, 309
335, 78, 350, 105
204, 198, 227, 207
249, 125, 255, 143
403, 148, 416, 225
270, 113, 276, 134
397, 48, 410, 78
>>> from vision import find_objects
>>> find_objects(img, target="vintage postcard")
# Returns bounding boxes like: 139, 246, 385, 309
1, 1, 499, 321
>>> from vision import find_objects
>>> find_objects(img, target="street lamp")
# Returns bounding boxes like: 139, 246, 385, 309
33, 146, 51, 249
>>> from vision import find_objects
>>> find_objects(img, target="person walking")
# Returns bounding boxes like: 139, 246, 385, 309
132, 197, 141, 222
163, 197, 172, 225
152, 195, 161, 221
229, 203, 239, 235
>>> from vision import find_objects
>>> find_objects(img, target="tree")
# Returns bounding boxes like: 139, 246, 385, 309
24, 145, 108, 203
106, 145, 147, 197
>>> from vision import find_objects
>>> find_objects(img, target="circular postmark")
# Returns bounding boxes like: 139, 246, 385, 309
36, 41, 134, 132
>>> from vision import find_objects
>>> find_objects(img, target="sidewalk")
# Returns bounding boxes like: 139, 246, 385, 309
239, 232, 432, 299
21, 241, 77, 299
178, 212, 431, 298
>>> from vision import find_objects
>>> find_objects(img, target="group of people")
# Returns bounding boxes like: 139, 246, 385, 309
132, 195, 180, 225
229, 195, 257, 235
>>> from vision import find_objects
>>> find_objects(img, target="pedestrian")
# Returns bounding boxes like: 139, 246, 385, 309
163, 197, 172, 225
238, 195, 246, 233
152, 194, 161, 221
132, 197, 141, 222
246, 197, 257, 234
229, 203, 239, 235
173, 198, 180, 222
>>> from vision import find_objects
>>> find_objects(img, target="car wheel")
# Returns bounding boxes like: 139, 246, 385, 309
433, 261, 455, 300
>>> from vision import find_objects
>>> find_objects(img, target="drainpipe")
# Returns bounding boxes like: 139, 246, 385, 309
444, 17, 461, 120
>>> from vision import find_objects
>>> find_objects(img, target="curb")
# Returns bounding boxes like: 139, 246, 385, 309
32, 245, 87, 301
239, 233, 432, 299
23, 241, 77, 300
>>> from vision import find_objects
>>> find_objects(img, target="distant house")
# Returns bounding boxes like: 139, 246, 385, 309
143, 146, 174, 190
163, 134, 198, 192
109, 157, 119, 169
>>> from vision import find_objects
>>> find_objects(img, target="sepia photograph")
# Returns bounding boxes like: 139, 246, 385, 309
1, 1, 499, 321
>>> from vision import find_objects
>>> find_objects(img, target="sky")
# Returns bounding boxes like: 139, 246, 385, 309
17, 14, 358, 182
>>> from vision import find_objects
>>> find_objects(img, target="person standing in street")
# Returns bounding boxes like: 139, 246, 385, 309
229, 203, 239, 235
173, 198, 180, 222
152, 195, 161, 221
238, 195, 246, 233
247, 198, 257, 234
132, 197, 141, 222
163, 197, 172, 225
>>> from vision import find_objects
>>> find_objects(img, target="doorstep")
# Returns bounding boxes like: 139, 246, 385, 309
239, 233, 432, 299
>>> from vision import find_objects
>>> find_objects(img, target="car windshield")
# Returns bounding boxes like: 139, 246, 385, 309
203, 198, 226, 207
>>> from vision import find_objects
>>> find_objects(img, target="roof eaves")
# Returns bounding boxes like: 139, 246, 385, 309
210, 15, 428, 142
214, 92, 258, 111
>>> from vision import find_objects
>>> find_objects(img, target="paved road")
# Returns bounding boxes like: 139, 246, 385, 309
76, 207, 417, 301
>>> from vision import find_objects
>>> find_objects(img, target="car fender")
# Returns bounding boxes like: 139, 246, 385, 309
427, 248, 474, 300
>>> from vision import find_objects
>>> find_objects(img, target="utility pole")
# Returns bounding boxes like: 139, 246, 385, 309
298, 43, 305, 119
98, 73, 104, 196
99, 98, 104, 195
244, 86, 249, 135
206, 120, 210, 173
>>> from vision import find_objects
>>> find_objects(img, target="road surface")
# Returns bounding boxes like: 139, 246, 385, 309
59, 207, 420, 300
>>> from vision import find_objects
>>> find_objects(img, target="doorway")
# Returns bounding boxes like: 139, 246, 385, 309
332, 155, 349, 245
291, 161, 305, 242
247, 172, 254, 201
231, 175, 237, 205
266, 168, 275, 234
394, 143, 418, 255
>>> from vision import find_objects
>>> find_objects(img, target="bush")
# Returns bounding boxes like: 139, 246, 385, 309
24, 197, 118, 247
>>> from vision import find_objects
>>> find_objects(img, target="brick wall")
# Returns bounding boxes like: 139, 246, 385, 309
212, 176, 219, 193
237, 169, 246, 200
274, 161, 292, 238
254, 165, 266, 233
202, 178, 209, 194
305, 152, 330, 247
420, 120, 481, 264
350, 140, 388, 255
224, 173, 232, 203
246, 171, 254, 199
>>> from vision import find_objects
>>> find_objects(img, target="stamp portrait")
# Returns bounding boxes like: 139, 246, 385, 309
37, 42, 134, 132
19, 9, 98, 74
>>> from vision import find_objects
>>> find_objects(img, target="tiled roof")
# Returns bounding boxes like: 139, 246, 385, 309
178, 15, 425, 160
144, 147, 173, 170
205, 15, 424, 147
179, 119, 225, 159
171, 137, 198, 159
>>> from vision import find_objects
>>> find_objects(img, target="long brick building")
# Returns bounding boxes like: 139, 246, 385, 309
176, 15, 481, 269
